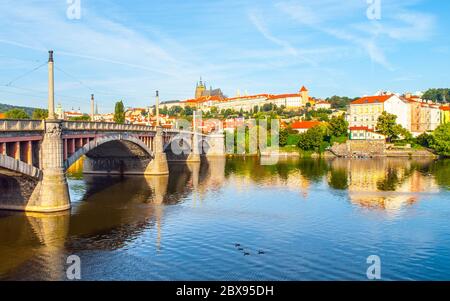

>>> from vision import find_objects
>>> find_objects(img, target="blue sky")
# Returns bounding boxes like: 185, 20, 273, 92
0, 0, 449, 113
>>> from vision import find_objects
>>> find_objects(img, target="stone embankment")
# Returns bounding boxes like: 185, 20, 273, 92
330, 140, 437, 158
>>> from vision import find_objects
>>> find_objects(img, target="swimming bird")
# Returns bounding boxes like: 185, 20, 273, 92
258, 250, 265, 255
244, 252, 250, 256
238, 247, 244, 251
235, 243, 241, 247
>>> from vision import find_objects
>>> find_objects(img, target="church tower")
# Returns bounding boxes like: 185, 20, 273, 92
300, 86, 310, 105
195, 77, 206, 99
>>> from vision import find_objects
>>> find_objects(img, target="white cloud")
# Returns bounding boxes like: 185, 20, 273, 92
275, 0, 436, 70
248, 10, 299, 57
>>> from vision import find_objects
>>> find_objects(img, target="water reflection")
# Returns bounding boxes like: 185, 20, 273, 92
0, 211, 69, 280
0, 158, 228, 279
0, 157, 449, 280
225, 157, 446, 212
329, 158, 441, 212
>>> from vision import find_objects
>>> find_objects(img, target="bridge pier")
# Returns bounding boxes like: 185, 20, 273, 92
205, 133, 226, 157
28, 120, 70, 212
144, 127, 169, 175
186, 132, 201, 162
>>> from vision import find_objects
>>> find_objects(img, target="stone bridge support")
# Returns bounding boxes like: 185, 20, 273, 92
27, 120, 70, 212
205, 133, 225, 157
187, 133, 201, 162
144, 127, 169, 175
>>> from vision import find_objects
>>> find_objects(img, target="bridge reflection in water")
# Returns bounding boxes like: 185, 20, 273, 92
0, 157, 226, 280
0, 157, 448, 280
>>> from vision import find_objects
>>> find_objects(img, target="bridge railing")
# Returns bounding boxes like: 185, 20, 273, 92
0, 119, 44, 131
0, 119, 215, 137
63, 121, 157, 132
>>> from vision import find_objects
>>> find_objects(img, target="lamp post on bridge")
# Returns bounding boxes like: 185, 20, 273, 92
90, 94, 95, 121
27, 50, 71, 212
155, 90, 160, 127
47, 50, 56, 120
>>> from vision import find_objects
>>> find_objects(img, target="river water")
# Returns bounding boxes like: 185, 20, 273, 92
1, 157, 449, 280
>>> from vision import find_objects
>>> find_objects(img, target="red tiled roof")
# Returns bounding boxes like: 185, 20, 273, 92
268, 93, 301, 100
291, 120, 322, 129
184, 95, 224, 103
441, 106, 450, 111
349, 126, 381, 134
351, 95, 393, 105
226, 94, 270, 101
349, 126, 369, 131
300, 86, 308, 92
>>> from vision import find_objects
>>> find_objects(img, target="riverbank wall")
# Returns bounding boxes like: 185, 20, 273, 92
330, 140, 437, 158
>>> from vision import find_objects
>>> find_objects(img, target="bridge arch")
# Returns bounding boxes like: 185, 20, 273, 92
0, 154, 42, 179
164, 134, 192, 153
163, 132, 211, 155
65, 134, 154, 170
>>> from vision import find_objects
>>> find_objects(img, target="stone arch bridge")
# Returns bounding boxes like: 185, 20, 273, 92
0, 119, 224, 212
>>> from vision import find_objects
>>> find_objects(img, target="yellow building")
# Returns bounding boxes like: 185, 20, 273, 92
441, 105, 450, 124
348, 94, 411, 131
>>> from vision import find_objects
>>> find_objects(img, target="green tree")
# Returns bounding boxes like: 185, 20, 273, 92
169, 105, 183, 116
210, 106, 218, 115
114, 101, 125, 124
376, 111, 410, 142
326, 95, 356, 109
160, 105, 168, 115
262, 103, 273, 112
328, 114, 349, 138
422, 88, 450, 103
184, 106, 194, 116
5, 108, 30, 119
431, 123, 450, 156
69, 115, 91, 121
416, 132, 435, 148
279, 128, 289, 147
297, 126, 326, 152
32, 108, 48, 120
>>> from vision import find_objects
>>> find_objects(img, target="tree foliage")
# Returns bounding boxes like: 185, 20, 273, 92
431, 123, 450, 156
416, 132, 435, 148
69, 115, 91, 121
328, 114, 348, 137
326, 95, 356, 109
32, 108, 48, 120
114, 101, 125, 124
279, 128, 289, 147
5, 108, 30, 119
297, 125, 327, 152
422, 88, 450, 103
375, 111, 410, 141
